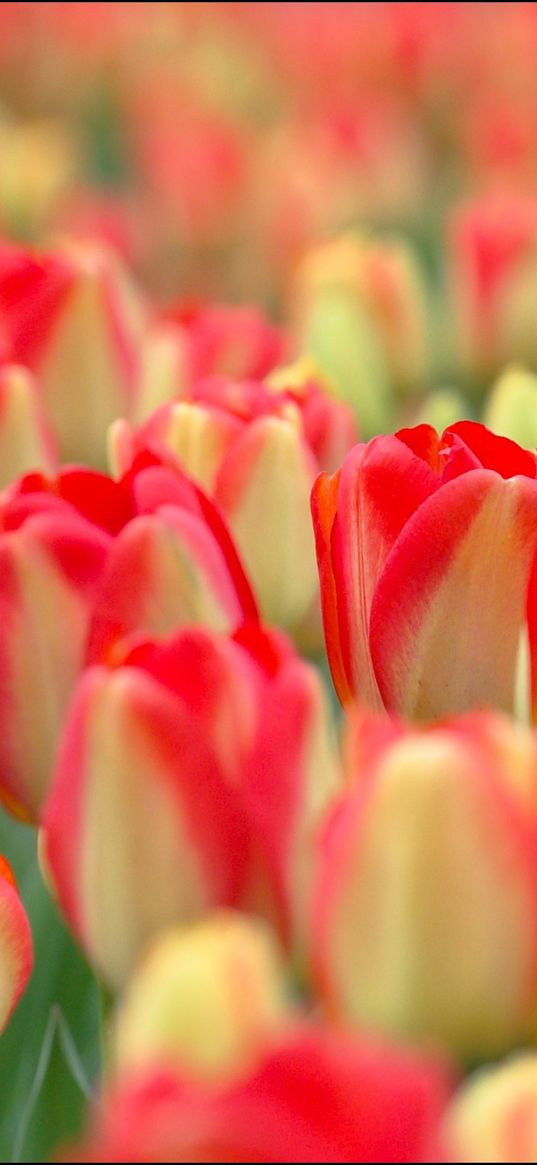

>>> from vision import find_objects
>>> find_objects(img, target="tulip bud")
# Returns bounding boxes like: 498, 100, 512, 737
0, 239, 146, 466
445, 1053, 537, 1162
70, 1027, 451, 1163
313, 710, 537, 1059
110, 373, 357, 647
484, 365, 537, 450
87, 460, 258, 661
0, 855, 33, 1034
0, 364, 56, 487
413, 388, 470, 434
0, 455, 255, 822
312, 420, 537, 719
290, 233, 430, 435
42, 624, 340, 987
0, 468, 117, 820
449, 196, 537, 384
113, 912, 292, 1081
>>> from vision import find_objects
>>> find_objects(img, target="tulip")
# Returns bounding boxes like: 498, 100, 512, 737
42, 624, 340, 988
69, 1028, 451, 1163
0, 239, 146, 466
86, 455, 259, 662
484, 365, 537, 450
312, 420, 537, 720
0, 116, 75, 238
0, 467, 116, 821
444, 1053, 537, 1163
113, 912, 292, 1081
289, 232, 430, 435
0, 363, 56, 488
449, 195, 537, 384
0, 855, 33, 1034
0, 455, 257, 821
313, 709, 537, 1059
110, 371, 357, 646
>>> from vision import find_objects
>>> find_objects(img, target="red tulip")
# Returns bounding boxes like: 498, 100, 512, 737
68, 1027, 451, 1163
312, 421, 537, 719
42, 624, 339, 987
313, 708, 537, 1059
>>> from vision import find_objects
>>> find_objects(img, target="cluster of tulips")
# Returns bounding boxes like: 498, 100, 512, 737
0, 230, 537, 1161
4, 3, 537, 1162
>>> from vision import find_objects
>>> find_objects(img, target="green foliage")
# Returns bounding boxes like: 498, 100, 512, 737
0, 812, 100, 1164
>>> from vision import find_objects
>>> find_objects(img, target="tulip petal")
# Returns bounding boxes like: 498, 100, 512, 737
0, 856, 33, 1033
370, 470, 537, 719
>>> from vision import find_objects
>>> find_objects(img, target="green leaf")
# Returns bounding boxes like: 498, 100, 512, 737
0, 811, 100, 1164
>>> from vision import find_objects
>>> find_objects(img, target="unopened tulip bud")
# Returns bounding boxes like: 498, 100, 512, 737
111, 373, 357, 646
0, 855, 33, 1033
42, 624, 340, 987
114, 912, 291, 1081
450, 196, 537, 384
290, 233, 430, 434
312, 420, 537, 718
413, 388, 470, 434
0, 239, 146, 466
314, 710, 537, 1059
485, 365, 537, 449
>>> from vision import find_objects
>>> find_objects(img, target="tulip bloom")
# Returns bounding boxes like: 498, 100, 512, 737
313, 709, 537, 1059
0, 855, 33, 1033
450, 196, 537, 382
312, 421, 537, 720
114, 912, 292, 1082
445, 1053, 537, 1163
42, 624, 339, 987
69, 1028, 450, 1163
290, 233, 430, 435
0, 239, 146, 466
111, 371, 357, 645
0, 455, 257, 821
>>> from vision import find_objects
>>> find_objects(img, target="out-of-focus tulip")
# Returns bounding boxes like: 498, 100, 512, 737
0, 467, 117, 821
444, 1053, 537, 1163
312, 420, 537, 719
68, 1027, 451, 1163
313, 709, 537, 1060
0, 363, 56, 487
413, 387, 470, 434
450, 196, 537, 384
111, 372, 357, 646
114, 912, 292, 1081
0, 455, 257, 822
87, 454, 258, 662
289, 232, 430, 435
484, 365, 537, 450
0, 116, 76, 237
0, 239, 146, 466
0, 855, 33, 1034
42, 624, 340, 988
168, 301, 286, 386
133, 303, 285, 426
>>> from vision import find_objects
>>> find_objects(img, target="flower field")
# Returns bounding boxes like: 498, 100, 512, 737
3, 3, 537, 1161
